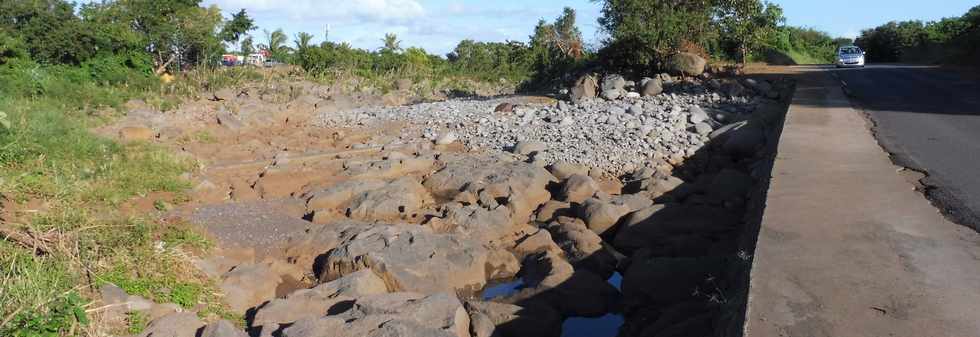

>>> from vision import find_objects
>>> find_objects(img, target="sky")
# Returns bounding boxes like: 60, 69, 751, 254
202, 0, 980, 54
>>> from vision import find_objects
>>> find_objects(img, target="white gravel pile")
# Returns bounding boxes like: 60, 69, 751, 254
316, 80, 775, 174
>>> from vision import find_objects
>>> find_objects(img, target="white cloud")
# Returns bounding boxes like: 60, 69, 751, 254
208, 0, 425, 23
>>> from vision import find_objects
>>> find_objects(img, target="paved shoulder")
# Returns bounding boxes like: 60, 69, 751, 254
744, 68, 980, 336
837, 65, 980, 229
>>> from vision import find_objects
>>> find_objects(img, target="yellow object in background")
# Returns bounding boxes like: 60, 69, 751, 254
160, 73, 175, 84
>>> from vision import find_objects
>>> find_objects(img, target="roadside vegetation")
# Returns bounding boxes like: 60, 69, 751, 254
855, 5, 980, 64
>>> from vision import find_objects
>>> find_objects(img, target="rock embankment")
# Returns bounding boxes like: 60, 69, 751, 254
99, 63, 791, 337
315, 73, 780, 174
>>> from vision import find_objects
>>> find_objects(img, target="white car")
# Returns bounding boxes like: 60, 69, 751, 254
836, 46, 866, 67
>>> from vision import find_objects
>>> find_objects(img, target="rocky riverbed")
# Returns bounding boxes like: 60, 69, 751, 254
97, 67, 791, 337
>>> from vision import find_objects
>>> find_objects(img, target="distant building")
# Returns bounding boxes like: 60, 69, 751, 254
246, 53, 266, 66
221, 54, 240, 67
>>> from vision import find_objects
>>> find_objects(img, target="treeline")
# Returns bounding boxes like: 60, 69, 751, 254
287, 7, 588, 90
856, 5, 980, 64
0, 0, 262, 104
594, 0, 785, 73
764, 26, 852, 64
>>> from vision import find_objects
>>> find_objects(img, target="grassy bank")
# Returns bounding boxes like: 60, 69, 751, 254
0, 68, 237, 335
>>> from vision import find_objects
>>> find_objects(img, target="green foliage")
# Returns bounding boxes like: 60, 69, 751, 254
263, 29, 290, 61
219, 9, 256, 43
1, 292, 89, 337
241, 35, 255, 55
126, 312, 148, 334
715, 0, 784, 62
0, 0, 95, 65
764, 26, 838, 64
595, 0, 717, 72
382, 33, 403, 52
856, 5, 980, 64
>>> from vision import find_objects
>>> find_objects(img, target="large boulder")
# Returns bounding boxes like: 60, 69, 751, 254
465, 301, 562, 337
641, 78, 664, 97
706, 168, 754, 201
502, 250, 620, 317
220, 263, 283, 314
578, 198, 632, 236
281, 292, 470, 337
666, 53, 707, 76
547, 162, 589, 180
613, 205, 738, 252
305, 178, 433, 222
559, 174, 600, 204
345, 177, 434, 221
569, 74, 598, 103
319, 225, 488, 295
545, 216, 618, 278
251, 269, 389, 331
600, 74, 628, 100
441, 202, 515, 245
137, 312, 205, 337
424, 160, 556, 239
201, 320, 248, 337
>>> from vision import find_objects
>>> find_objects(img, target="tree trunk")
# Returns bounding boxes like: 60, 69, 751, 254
155, 54, 176, 75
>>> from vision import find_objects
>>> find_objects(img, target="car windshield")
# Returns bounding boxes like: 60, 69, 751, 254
840, 47, 862, 55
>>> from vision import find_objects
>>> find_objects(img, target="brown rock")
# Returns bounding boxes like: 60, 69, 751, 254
119, 126, 155, 142
559, 174, 600, 203
485, 249, 520, 281
578, 198, 631, 236
494, 103, 515, 113
221, 263, 283, 314
137, 312, 205, 337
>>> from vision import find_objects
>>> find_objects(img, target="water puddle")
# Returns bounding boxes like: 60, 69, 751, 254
480, 278, 525, 300
607, 271, 622, 290
561, 313, 625, 337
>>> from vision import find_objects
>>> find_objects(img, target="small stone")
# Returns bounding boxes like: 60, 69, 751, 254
435, 132, 458, 145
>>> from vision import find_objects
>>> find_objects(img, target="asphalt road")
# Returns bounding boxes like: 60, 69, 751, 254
833, 65, 980, 231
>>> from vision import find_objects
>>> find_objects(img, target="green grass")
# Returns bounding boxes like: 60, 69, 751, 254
783, 49, 832, 65
0, 70, 236, 336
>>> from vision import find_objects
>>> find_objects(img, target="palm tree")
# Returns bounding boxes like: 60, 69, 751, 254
264, 28, 288, 60
294, 32, 315, 52
382, 33, 402, 52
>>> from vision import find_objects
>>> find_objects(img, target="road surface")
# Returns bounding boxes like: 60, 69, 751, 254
835, 65, 980, 231
743, 66, 980, 337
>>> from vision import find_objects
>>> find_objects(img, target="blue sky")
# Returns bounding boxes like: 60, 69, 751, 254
203, 0, 979, 54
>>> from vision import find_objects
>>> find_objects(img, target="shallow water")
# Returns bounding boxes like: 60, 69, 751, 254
561, 314, 625, 337
481, 278, 525, 300
607, 272, 622, 290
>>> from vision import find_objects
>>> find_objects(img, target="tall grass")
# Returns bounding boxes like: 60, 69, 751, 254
0, 62, 237, 336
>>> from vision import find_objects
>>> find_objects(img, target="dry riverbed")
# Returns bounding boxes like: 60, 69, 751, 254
96, 70, 793, 337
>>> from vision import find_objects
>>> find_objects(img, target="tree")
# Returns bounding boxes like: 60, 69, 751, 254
240, 35, 254, 55
594, 0, 716, 72
219, 9, 256, 44
0, 0, 96, 64
294, 32, 314, 52
382, 33, 402, 52
263, 29, 288, 60
715, 0, 784, 62
102, 0, 223, 72
530, 7, 584, 59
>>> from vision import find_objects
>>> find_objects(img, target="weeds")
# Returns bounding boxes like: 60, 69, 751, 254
0, 67, 234, 336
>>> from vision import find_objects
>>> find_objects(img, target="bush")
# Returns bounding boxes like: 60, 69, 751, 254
761, 26, 838, 64
856, 5, 980, 64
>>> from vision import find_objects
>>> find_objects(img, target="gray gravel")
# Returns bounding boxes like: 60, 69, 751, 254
315, 80, 775, 174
